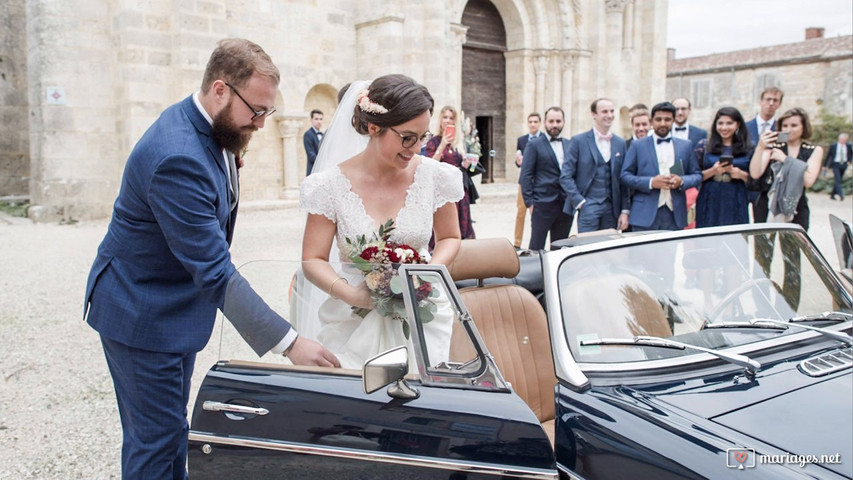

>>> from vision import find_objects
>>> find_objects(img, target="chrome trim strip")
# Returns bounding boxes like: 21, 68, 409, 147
557, 462, 585, 480
188, 431, 557, 480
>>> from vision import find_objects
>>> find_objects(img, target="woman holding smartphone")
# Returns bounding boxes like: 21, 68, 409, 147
694, 106, 752, 227
425, 105, 476, 240
749, 107, 823, 229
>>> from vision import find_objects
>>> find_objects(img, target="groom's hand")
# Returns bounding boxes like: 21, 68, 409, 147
288, 336, 341, 367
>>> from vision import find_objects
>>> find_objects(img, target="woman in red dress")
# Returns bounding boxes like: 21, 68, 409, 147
425, 105, 476, 239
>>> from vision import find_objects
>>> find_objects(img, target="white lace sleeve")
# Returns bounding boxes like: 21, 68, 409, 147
432, 159, 464, 211
299, 172, 336, 222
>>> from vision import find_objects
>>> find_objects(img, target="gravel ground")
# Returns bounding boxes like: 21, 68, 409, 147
0, 183, 849, 479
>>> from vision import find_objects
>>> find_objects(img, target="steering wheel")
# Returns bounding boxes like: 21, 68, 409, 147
706, 277, 777, 325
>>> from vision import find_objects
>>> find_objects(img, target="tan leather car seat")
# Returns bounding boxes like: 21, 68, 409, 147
448, 238, 557, 445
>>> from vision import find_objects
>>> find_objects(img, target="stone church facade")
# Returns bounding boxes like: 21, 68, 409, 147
1, 0, 667, 222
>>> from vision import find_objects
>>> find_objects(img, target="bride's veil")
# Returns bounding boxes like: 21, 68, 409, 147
294, 80, 371, 341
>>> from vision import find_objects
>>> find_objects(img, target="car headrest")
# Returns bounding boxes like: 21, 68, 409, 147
448, 238, 520, 281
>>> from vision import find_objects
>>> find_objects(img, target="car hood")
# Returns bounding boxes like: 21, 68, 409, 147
711, 374, 851, 477
646, 357, 852, 478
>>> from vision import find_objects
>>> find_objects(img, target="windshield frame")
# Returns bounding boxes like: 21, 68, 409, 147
542, 223, 853, 386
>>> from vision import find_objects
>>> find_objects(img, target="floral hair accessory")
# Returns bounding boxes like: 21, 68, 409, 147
357, 89, 389, 115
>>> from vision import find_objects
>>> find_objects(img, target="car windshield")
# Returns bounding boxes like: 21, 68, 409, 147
559, 229, 853, 364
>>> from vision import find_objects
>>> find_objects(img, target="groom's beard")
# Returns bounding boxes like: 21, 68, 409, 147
211, 101, 257, 155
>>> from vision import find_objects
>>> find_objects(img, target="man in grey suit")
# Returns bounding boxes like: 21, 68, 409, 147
561, 98, 630, 233
84, 39, 339, 479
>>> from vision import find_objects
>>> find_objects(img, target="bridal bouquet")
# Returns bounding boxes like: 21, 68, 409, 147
343, 219, 438, 338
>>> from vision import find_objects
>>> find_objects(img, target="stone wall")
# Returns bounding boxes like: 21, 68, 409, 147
666, 35, 853, 134
3, 0, 669, 221
0, 0, 29, 197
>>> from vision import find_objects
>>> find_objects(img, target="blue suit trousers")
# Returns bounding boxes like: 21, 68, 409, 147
102, 337, 196, 480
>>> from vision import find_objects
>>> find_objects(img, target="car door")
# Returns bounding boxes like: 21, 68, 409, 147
188, 261, 556, 479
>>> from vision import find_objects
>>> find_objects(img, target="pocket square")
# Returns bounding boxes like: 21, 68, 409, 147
615, 152, 621, 157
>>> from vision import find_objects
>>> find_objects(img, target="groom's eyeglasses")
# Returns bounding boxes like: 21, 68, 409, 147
225, 82, 276, 120
389, 127, 433, 149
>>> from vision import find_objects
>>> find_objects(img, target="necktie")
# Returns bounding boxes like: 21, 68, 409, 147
674, 126, 687, 132
760, 122, 770, 134
226, 151, 239, 211
657, 137, 672, 144
550, 136, 561, 142
841, 144, 847, 163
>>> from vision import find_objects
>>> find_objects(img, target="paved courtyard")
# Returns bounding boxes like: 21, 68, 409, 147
0, 182, 849, 479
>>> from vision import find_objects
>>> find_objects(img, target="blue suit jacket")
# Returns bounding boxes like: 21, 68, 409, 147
620, 136, 702, 229
746, 117, 776, 148
304, 128, 322, 175
520, 136, 570, 207
560, 129, 629, 218
84, 95, 290, 355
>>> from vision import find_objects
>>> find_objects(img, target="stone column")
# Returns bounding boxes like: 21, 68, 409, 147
534, 52, 550, 115
560, 52, 577, 132
450, 23, 469, 111
276, 114, 304, 195
605, 0, 626, 125
623, 0, 635, 52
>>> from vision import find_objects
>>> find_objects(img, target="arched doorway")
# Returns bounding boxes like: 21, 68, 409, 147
461, 0, 507, 184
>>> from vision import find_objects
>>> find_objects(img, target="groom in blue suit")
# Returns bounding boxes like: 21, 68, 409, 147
520, 106, 573, 250
84, 39, 338, 479
621, 102, 702, 231
561, 98, 630, 233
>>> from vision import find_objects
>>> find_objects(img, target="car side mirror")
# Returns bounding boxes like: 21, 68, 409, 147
362, 346, 420, 399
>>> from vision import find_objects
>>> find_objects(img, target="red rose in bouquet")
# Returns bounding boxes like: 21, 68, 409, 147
344, 219, 439, 338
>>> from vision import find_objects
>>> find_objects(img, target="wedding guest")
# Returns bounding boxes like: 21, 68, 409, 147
520, 106, 573, 249
425, 105, 476, 239
694, 106, 751, 227
823, 133, 851, 201
513, 112, 542, 247
304, 109, 324, 175
745, 86, 784, 222
750, 107, 823, 309
84, 39, 338, 479
627, 104, 650, 150
672, 97, 708, 150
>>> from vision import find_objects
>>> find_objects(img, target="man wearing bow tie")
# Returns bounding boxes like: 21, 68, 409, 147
745, 86, 784, 221
303, 109, 324, 175
672, 98, 707, 150
561, 98, 629, 233
621, 101, 702, 231
520, 106, 573, 249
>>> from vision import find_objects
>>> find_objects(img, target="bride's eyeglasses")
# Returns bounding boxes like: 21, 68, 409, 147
225, 82, 277, 120
389, 127, 433, 149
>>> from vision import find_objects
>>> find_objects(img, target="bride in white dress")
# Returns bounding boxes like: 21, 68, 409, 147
299, 75, 463, 369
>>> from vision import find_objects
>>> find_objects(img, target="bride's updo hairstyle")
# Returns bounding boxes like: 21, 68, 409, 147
352, 74, 434, 135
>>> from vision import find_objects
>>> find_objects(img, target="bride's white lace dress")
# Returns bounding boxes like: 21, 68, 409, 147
299, 156, 464, 369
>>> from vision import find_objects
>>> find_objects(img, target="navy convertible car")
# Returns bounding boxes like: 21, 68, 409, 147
188, 220, 853, 479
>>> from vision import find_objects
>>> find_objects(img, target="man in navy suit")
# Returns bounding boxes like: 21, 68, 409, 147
513, 112, 542, 247
84, 39, 339, 479
561, 98, 630, 233
672, 98, 707, 150
303, 109, 324, 175
520, 106, 572, 250
626, 104, 650, 151
824, 133, 852, 201
621, 102, 702, 231
745, 86, 784, 222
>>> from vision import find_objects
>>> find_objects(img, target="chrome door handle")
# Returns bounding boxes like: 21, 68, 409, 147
202, 401, 269, 416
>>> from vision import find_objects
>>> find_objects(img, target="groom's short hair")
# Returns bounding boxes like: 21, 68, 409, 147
352, 75, 434, 135
201, 38, 279, 93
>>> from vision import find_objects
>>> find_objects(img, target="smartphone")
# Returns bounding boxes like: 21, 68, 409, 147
776, 131, 789, 144
720, 154, 733, 167
444, 124, 455, 139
